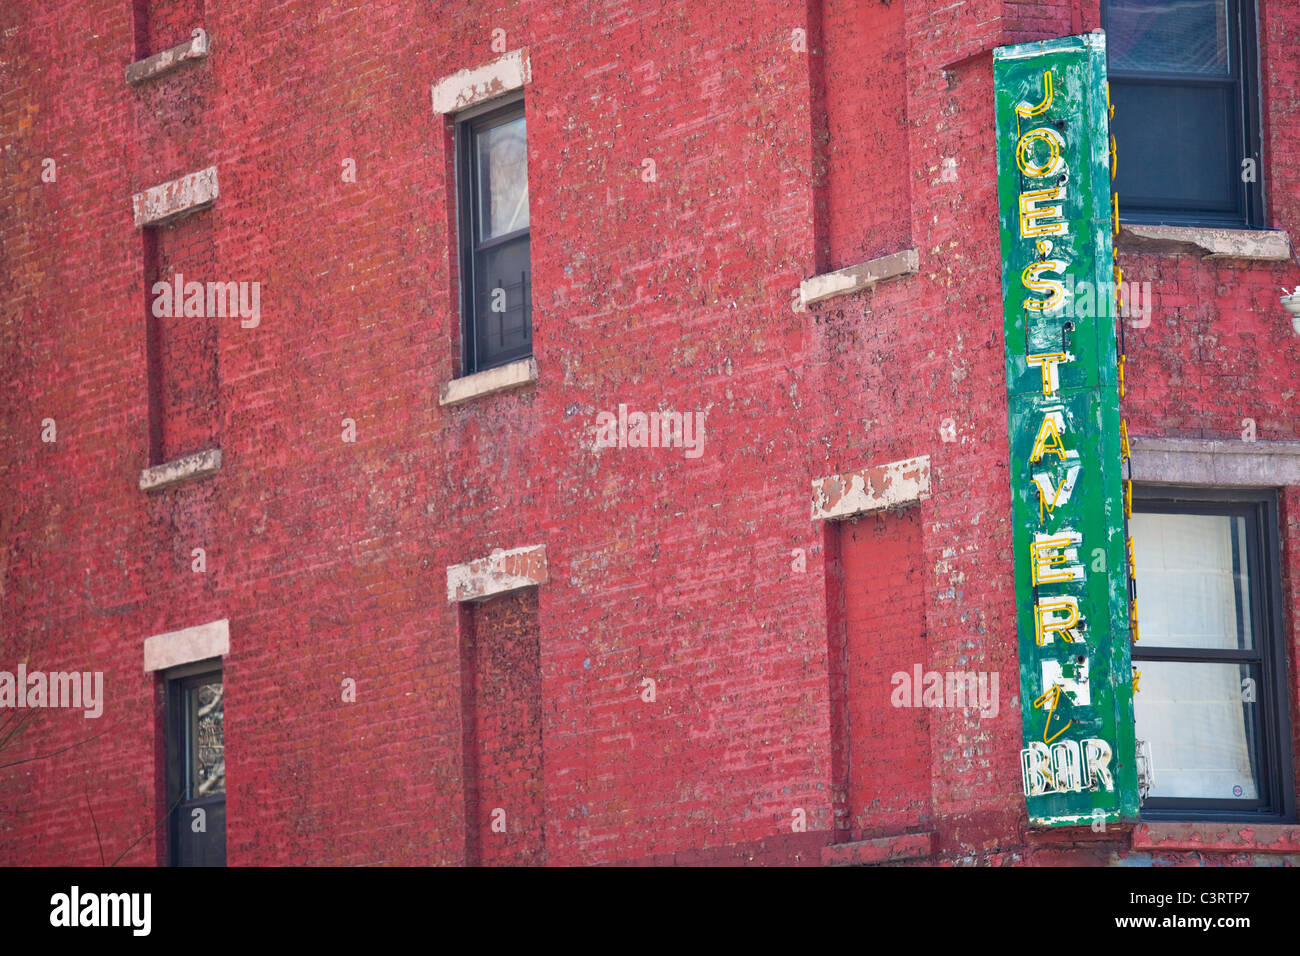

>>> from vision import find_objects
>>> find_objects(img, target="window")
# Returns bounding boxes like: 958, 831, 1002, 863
457, 99, 532, 375
1130, 488, 1294, 822
166, 663, 226, 866
1104, 0, 1263, 227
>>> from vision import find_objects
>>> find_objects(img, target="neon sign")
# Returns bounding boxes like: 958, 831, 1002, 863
994, 34, 1140, 826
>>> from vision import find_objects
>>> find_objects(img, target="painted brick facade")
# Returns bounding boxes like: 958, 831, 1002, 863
1, 0, 1298, 867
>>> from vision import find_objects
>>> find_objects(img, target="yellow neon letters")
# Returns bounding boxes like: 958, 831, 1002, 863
1026, 352, 1069, 396
1016, 70, 1054, 118
1031, 535, 1082, 585
1034, 597, 1080, 646
1030, 414, 1066, 463
1019, 187, 1067, 238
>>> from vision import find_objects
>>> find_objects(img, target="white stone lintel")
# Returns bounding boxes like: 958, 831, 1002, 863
144, 618, 229, 673
447, 544, 548, 603
132, 166, 219, 228
812, 455, 931, 521
431, 49, 531, 115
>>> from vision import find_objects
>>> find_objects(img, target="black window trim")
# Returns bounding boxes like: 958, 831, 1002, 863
1104, 0, 1266, 229
455, 94, 532, 377
1131, 485, 1295, 824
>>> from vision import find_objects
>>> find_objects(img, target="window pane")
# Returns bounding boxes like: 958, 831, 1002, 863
1109, 81, 1236, 212
189, 680, 225, 798
473, 235, 531, 367
476, 116, 529, 240
1130, 511, 1253, 650
1106, 0, 1230, 75
1134, 661, 1259, 800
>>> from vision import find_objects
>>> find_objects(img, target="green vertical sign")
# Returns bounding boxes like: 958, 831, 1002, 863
994, 34, 1140, 826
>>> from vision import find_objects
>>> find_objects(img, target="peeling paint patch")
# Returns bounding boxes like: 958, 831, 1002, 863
810, 455, 931, 521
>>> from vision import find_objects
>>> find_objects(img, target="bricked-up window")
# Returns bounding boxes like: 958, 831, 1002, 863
815, 0, 912, 271
825, 507, 932, 842
145, 209, 220, 464
1104, 0, 1263, 227
457, 99, 532, 374
1131, 488, 1294, 823
134, 0, 204, 59
458, 589, 544, 865
165, 663, 226, 866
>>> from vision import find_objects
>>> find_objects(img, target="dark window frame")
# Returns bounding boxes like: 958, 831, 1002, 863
1131, 485, 1295, 824
164, 660, 226, 867
456, 96, 533, 376
1104, 0, 1265, 229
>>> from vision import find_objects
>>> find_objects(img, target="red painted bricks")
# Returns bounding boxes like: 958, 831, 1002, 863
1, 0, 1298, 867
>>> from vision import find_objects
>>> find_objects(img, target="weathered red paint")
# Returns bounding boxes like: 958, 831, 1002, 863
1, 0, 1298, 866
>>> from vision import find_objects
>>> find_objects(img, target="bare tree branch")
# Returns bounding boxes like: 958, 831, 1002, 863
0, 722, 116, 772
109, 794, 185, 868
0, 710, 38, 753
84, 785, 106, 866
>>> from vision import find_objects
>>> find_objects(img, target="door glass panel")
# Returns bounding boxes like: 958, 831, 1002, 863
190, 680, 225, 798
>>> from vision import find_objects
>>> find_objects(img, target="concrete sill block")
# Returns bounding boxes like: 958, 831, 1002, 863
1117, 224, 1292, 261
1132, 822, 1300, 854
432, 49, 531, 115
799, 248, 919, 308
139, 448, 221, 492
811, 455, 931, 521
125, 29, 210, 85
447, 545, 548, 602
439, 357, 537, 406
822, 832, 934, 866
132, 166, 219, 228
144, 618, 229, 673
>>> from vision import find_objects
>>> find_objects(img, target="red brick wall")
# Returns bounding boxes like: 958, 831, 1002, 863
1, 0, 1298, 868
